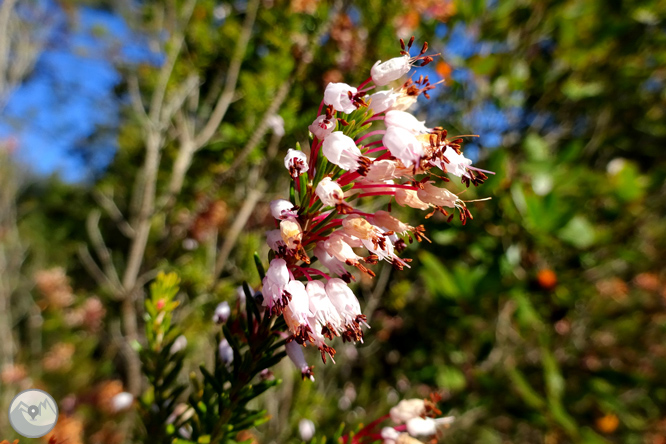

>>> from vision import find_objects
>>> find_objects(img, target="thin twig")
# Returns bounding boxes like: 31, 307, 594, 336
77, 245, 123, 296
93, 189, 135, 238
213, 185, 266, 280
193, 0, 261, 148
86, 210, 123, 290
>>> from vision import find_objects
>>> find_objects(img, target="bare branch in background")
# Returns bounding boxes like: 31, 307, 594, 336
92, 188, 135, 238
161, 0, 261, 208
193, 0, 260, 149
86, 210, 123, 290
0, 0, 43, 108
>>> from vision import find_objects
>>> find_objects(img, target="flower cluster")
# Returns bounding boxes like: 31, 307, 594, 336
340, 394, 454, 444
264, 37, 493, 377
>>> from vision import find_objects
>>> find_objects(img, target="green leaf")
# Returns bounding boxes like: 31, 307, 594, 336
418, 251, 460, 299
558, 216, 596, 249
541, 346, 565, 402
523, 133, 550, 161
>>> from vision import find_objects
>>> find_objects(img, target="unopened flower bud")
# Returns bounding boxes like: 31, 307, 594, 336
170, 335, 188, 354
218, 339, 234, 365
299, 418, 316, 441
212, 301, 231, 324
110, 392, 134, 412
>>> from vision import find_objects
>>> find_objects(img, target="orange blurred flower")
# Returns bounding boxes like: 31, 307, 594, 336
596, 413, 619, 434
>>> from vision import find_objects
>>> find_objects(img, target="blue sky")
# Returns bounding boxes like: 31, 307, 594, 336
0, 2, 156, 182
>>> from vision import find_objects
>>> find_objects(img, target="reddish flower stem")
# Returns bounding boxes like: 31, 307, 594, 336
357, 76, 373, 90
301, 267, 331, 280
365, 146, 388, 154
308, 137, 322, 181
357, 191, 396, 198
310, 218, 344, 236
363, 139, 384, 148
355, 129, 386, 145
353, 183, 417, 190
291, 265, 313, 281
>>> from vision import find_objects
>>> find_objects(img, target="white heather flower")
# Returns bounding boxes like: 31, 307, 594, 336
324, 82, 358, 114
286, 339, 315, 381
299, 418, 316, 441
266, 114, 285, 137
322, 232, 364, 266
212, 301, 231, 324
342, 215, 385, 247
307, 280, 343, 337
391, 88, 419, 111
395, 188, 430, 210
373, 210, 411, 235
356, 226, 407, 267
390, 399, 425, 423
405, 416, 455, 437
383, 126, 425, 168
309, 115, 336, 140
368, 89, 398, 114
315, 177, 346, 208
385, 110, 429, 134
371, 55, 411, 86
365, 159, 398, 182
325, 279, 366, 342
322, 131, 362, 171
325, 278, 361, 319
262, 258, 290, 313
314, 242, 351, 279
283, 280, 314, 343
266, 229, 286, 252
111, 392, 134, 412
218, 338, 234, 364
280, 218, 303, 250
381, 427, 401, 444
284, 148, 309, 178
442, 145, 473, 177
170, 335, 188, 354
417, 182, 458, 208
270, 199, 298, 220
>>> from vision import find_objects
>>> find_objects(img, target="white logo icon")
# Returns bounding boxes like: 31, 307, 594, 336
8, 389, 59, 438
